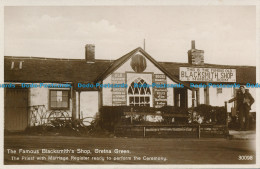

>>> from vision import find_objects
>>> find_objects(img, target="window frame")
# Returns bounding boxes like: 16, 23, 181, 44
127, 78, 152, 107
49, 89, 70, 110
216, 87, 223, 94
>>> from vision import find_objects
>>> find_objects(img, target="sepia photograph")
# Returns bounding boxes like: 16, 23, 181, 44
1, 1, 259, 168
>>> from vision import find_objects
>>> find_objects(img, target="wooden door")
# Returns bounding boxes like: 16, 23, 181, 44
5, 88, 28, 131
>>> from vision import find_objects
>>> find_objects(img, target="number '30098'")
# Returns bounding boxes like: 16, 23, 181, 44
238, 155, 253, 160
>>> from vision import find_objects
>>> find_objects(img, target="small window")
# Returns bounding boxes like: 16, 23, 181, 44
11, 62, 14, 69
49, 90, 70, 109
19, 61, 24, 69
217, 88, 222, 94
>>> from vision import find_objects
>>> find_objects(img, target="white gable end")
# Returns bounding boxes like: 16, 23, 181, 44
102, 51, 177, 106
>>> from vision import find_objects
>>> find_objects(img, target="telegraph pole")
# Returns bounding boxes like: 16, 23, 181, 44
143, 39, 146, 51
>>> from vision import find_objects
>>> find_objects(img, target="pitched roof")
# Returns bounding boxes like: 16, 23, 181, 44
160, 62, 256, 84
4, 56, 112, 83
94, 47, 140, 83
4, 47, 256, 85
94, 47, 192, 89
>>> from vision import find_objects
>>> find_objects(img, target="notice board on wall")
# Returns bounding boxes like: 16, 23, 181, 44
111, 73, 126, 106
154, 74, 167, 108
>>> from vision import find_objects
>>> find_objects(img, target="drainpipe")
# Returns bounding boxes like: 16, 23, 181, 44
225, 101, 228, 127
71, 84, 77, 120
78, 91, 81, 119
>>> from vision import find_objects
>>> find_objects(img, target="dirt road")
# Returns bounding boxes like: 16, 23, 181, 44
4, 135, 256, 164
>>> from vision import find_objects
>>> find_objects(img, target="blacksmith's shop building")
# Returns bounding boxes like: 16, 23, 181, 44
4, 41, 256, 131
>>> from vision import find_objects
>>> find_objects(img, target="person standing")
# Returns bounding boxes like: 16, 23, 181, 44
228, 86, 254, 131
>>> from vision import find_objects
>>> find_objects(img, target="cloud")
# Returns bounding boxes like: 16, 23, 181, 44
6, 14, 120, 41
4, 7, 256, 66
75, 19, 119, 39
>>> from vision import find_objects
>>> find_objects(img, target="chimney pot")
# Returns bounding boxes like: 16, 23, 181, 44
191, 40, 195, 49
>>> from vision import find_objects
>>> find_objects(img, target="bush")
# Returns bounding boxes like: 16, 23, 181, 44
23, 119, 89, 136
99, 106, 189, 130
188, 104, 226, 124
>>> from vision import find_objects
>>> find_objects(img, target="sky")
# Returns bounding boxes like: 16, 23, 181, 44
4, 6, 256, 66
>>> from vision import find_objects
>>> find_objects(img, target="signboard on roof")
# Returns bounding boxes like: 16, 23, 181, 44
179, 67, 236, 82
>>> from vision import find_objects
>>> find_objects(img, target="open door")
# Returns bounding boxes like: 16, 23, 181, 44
174, 88, 188, 108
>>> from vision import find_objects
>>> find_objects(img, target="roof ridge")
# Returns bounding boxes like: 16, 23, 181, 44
159, 61, 256, 68
5, 56, 255, 68
4, 56, 114, 62
94, 47, 141, 83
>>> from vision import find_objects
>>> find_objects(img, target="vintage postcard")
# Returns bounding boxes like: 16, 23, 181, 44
0, 0, 259, 168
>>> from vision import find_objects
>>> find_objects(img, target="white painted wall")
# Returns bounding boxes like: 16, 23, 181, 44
29, 83, 72, 112
199, 88, 205, 105
188, 90, 192, 108
208, 87, 233, 111
166, 77, 175, 106
28, 83, 100, 125
196, 87, 256, 113
102, 52, 180, 107
29, 87, 49, 107
102, 75, 113, 106
27, 83, 72, 126
80, 91, 99, 125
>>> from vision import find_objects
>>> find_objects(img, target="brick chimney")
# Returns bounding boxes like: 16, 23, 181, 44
188, 40, 204, 65
85, 44, 95, 63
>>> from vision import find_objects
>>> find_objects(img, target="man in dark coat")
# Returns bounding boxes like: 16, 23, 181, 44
228, 86, 254, 131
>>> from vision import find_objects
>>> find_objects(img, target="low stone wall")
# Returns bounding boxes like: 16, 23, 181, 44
115, 124, 228, 138
199, 125, 229, 138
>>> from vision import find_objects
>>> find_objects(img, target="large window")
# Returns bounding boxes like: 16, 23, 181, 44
49, 90, 70, 109
128, 78, 151, 106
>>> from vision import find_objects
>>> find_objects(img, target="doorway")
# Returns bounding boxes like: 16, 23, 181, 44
5, 88, 28, 131
174, 88, 188, 108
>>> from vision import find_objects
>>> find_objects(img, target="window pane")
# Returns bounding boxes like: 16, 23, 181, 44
61, 101, 68, 107
51, 96, 57, 101
135, 97, 139, 103
130, 97, 134, 104
51, 101, 57, 107
128, 87, 133, 94
50, 90, 69, 109
134, 88, 139, 94
57, 101, 62, 107
140, 87, 145, 95
140, 97, 144, 103
145, 97, 150, 103
62, 91, 68, 96
146, 88, 151, 95
51, 91, 57, 97
62, 96, 67, 101
128, 79, 151, 106
57, 91, 62, 102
